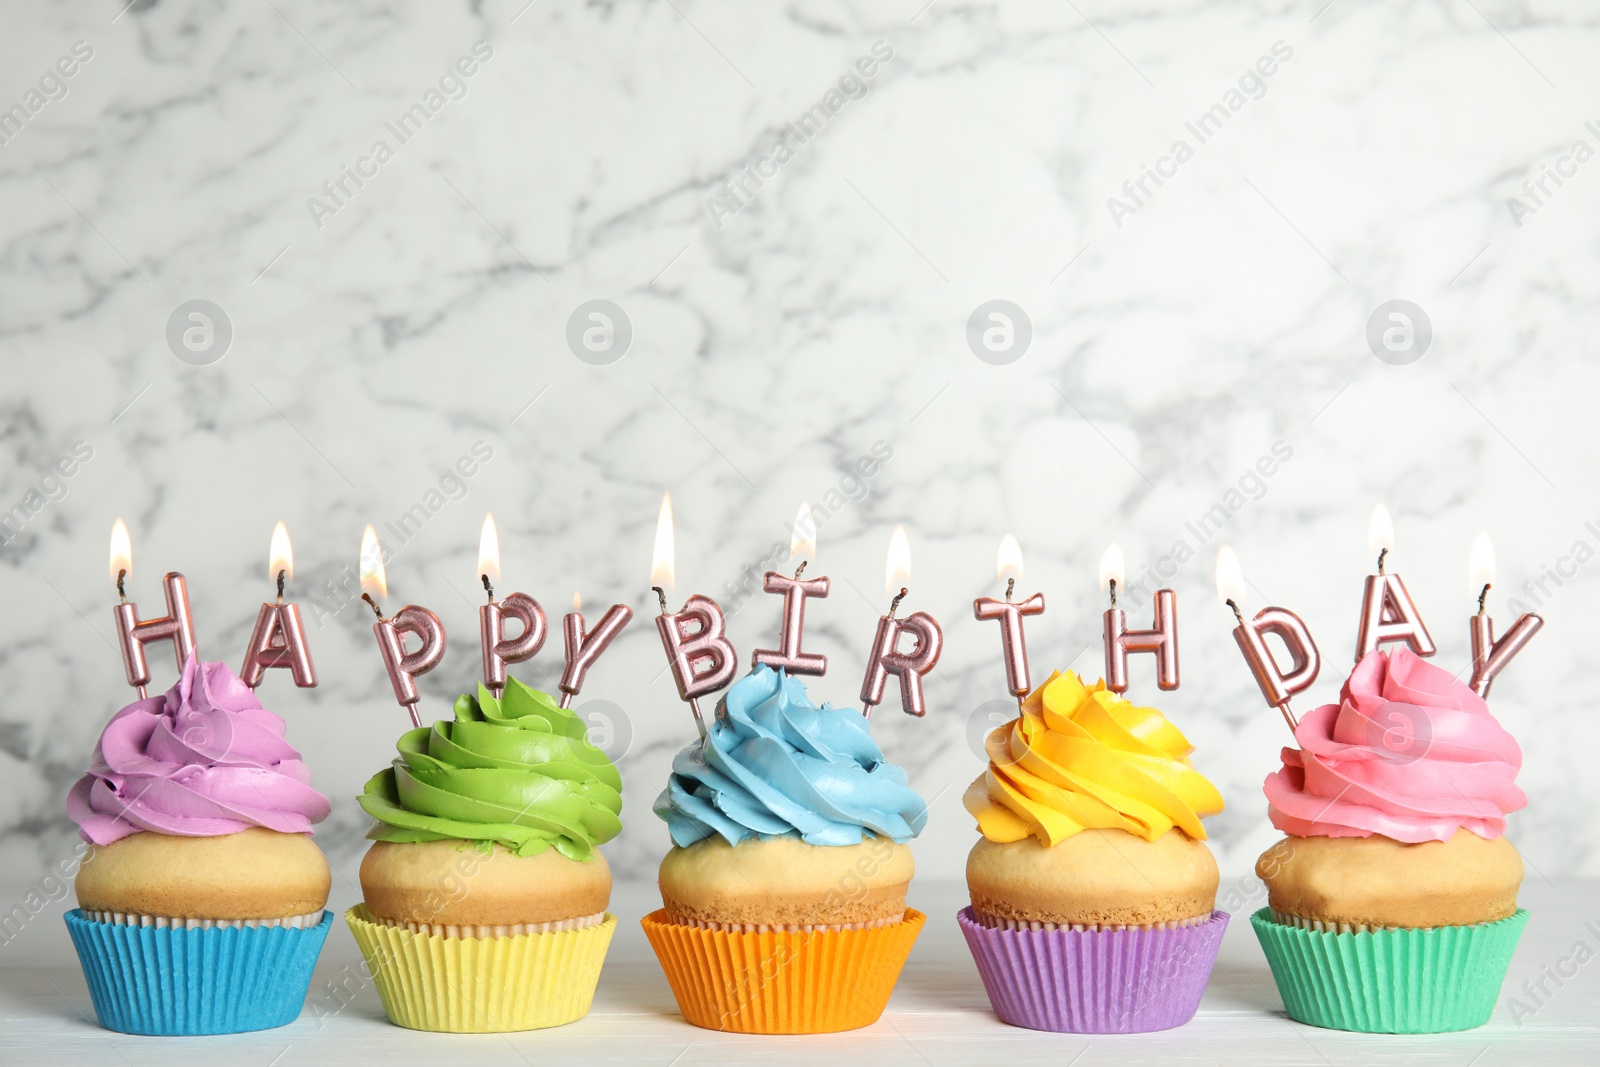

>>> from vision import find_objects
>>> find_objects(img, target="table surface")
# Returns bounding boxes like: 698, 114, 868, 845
4, 878, 1596, 1066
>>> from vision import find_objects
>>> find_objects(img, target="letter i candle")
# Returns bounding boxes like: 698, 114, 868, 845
751, 503, 828, 676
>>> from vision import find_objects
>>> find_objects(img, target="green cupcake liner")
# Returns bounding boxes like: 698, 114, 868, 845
1250, 907, 1528, 1034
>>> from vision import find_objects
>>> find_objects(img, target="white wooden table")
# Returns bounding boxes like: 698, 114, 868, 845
5, 878, 1596, 1065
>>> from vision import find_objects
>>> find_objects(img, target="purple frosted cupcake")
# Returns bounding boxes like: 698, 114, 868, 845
63, 655, 333, 1035
959, 670, 1228, 1033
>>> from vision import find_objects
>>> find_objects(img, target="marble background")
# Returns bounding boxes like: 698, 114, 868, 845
1, 0, 1596, 894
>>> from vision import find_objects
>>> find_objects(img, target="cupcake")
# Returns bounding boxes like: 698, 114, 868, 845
959, 669, 1228, 1033
64, 655, 333, 1035
642, 665, 928, 1034
1252, 647, 1528, 1033
346, 676, 622, 1032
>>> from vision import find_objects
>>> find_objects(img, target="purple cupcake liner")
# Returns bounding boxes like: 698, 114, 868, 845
958, 907, 1229, 1033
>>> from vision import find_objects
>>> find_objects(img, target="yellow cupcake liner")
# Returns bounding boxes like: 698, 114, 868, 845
345, 905, 615, 1032
641, 907, 925, 1034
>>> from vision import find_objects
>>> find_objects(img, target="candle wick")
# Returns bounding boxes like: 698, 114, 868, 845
1225, 597, 1245, 627
1376, 547, 1388, 576
1108, 578, 1117, 608
888, 586, 908, 618
116, 569, 127, 603
1477, 583, 1491, 614
793, 560, 807, 580
652, 585, 669, 615
276, 569, 286, 603
481, 573, 494, 603
361, 592, 386, 621
1004, 577, 1014, 603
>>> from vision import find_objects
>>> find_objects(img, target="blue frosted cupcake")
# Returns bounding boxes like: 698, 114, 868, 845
642, 666, 928, 1033
64, 657, 333, 1035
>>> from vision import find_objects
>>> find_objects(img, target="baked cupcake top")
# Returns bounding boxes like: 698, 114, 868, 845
67, 654, 330, 846
963, 669, 1223, 846
1264, 647, 1525, 843
359, 677, 622, 861
654, 665, 928, 848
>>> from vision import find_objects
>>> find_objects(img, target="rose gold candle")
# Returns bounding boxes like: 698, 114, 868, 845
240, 522, 316, 688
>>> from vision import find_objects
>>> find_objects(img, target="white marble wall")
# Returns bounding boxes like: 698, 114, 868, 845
1, 0, 1597, 891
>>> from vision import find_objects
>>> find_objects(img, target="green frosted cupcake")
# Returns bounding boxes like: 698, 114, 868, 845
347, 678, 622, 1032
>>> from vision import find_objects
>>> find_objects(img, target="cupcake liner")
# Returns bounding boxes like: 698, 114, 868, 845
64, 908, 332, 1035
972, 911, 1213, 933
82, 910, 325, 930
641, 907, 925, 1033
370, 911, 606, 938
345, 904, 616, 1032
666, 912, 905, 934
1250, 907, 1529, 1033
958, 906, 1229, 1033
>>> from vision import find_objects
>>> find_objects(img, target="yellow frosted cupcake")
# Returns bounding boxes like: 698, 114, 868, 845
959, 670, 1228, 1033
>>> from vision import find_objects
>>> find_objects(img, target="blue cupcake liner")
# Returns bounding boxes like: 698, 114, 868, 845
64, 908, 332, 1035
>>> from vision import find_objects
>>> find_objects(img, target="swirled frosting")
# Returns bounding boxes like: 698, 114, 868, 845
963, 670, 1223, 845
1265, 648, 1525, 843
653, 666, 928, 848
359, 678, 622, 860
67, 655, 330, 846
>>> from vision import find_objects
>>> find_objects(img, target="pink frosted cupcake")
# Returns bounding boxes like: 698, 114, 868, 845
1253, 648, 1528, 1033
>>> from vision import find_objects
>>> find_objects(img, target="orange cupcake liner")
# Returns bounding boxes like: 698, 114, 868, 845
641, 907, 925, 1034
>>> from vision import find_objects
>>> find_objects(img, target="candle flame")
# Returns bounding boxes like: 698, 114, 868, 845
885, 525, 911, 594
269, 521, 293, 583
573, 589, 582, 612
478, 512, 501, 584
1468, 532, 1495, 591
1215, 544, 1245, 607
651, 492, 675, 590
790, 502, 817, 564
1368, 504, 1395, 559
109, 518, 131, 586
997, 533, 1023, 583
359, 523, 387, 603
1098, 543, 1125, 594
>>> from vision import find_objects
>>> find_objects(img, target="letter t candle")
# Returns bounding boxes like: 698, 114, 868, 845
973, 533, 1043, 711
359, 524, 446, 728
